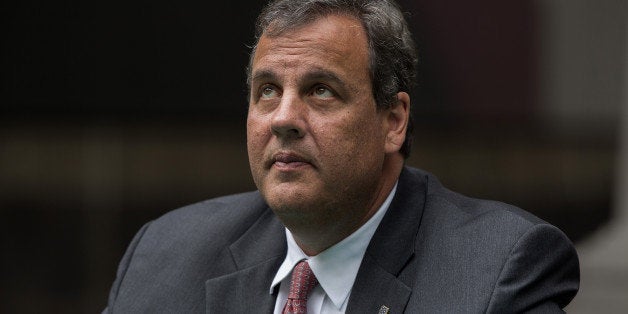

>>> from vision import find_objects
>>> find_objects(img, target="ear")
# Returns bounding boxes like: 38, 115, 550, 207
384, 92, 410, 154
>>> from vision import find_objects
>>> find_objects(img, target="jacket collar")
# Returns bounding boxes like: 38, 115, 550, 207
347, 166, 428, 313
205, 205, 286, 313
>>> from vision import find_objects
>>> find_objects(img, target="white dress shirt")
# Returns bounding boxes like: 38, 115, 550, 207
270, 183, 398, 314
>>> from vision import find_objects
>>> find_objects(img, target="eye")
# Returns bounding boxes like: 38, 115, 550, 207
312, 85, 334, 99
260, 85, 279, 99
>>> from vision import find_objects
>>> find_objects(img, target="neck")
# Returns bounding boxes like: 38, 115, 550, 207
288, 154, 404, 256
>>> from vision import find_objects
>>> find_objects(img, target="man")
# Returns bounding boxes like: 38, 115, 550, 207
104, 0, 579, 312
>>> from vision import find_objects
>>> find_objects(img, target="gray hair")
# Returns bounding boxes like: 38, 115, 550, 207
248, 0, 418, 157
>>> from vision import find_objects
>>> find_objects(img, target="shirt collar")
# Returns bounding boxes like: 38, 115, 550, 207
270, 182, 398, 309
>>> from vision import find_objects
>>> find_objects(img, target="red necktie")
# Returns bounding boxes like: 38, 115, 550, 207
283, 260, 319, 314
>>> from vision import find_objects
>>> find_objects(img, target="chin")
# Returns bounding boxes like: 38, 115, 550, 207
264, 188, 319, 215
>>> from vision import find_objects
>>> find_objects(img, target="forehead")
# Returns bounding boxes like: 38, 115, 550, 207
251, 14, 370, 80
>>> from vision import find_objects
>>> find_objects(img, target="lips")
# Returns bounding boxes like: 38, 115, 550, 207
270, 152, 312, 169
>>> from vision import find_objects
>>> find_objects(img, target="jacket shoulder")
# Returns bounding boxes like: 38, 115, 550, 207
155, 191, 266, 227
404, 166, 548, 232
106, 191, 273, 313
401, 167, 578, 312
138, 191, 269, 252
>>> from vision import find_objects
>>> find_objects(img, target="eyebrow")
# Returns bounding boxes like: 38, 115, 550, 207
301, 69, 344, 87
251, 68, 345, 87
250, 70, 277, 85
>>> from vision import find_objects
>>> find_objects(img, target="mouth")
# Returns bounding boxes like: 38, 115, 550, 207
269, 151, 313, 170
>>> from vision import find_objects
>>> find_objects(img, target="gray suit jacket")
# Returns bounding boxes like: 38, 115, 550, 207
104, 167, 579, 313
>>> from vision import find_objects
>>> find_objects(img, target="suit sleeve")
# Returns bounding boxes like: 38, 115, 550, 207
102, 222, 152, 314
485, 223, 580, 313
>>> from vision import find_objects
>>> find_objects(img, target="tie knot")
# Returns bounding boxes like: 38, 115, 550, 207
287, 260, 318, 300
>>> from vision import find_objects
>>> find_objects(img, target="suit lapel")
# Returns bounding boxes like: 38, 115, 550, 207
205, 257, 282, 313
346, 253, 413, 313
347, 167, 428, 313
205, 207, 286, 314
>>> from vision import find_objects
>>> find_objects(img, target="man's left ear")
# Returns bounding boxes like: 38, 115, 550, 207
384, 92, 410, 154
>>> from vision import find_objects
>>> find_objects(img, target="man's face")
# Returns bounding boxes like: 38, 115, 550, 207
247, 14, 391, 224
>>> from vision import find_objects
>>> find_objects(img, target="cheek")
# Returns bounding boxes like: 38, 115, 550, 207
246, 116, 267, 146
246, 117, 269, 172
246, 121, 268, 188
315, 110, 384, 160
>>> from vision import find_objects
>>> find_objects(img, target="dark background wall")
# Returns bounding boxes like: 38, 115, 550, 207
1, 0, 624, 312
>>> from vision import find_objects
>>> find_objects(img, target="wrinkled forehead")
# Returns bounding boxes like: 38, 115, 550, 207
248, 13, 371, 83
261, 9, 364, 38
253, 15, 369, 66
247, 12, 371, 66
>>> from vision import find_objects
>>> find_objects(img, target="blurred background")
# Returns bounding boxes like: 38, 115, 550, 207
1, 0, 626, 312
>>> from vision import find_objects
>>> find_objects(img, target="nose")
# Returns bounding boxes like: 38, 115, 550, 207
270, 92, 306, 139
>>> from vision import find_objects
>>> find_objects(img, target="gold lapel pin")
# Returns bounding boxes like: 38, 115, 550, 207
378, 305, 390, 314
